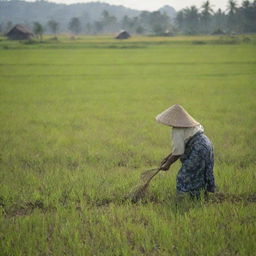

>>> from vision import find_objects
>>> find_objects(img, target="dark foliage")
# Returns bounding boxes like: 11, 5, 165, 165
175, 0, 256, 34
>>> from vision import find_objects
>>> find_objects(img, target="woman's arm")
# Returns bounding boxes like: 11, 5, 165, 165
160, 154, 180, 171
160, 153, 172, 165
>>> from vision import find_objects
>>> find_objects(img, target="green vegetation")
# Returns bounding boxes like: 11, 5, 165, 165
0, 35, 255, 256
1, 0, 256, 35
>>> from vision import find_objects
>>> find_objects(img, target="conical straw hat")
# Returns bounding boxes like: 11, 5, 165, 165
155, 104, 199, 127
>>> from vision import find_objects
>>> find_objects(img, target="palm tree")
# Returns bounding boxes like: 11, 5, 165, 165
183, 6, 200, 34
241, 0, 256, 33
227, 0, 238, 32
201, 0, 213, 33
175, 10, 185, 31
227, 0, 237, 15
213, 8, 226, 32
242, 0, 250, 8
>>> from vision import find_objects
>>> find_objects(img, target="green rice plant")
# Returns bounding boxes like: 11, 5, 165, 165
0, 35, 255, 256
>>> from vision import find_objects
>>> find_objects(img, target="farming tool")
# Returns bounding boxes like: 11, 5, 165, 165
128, 167, 162, 203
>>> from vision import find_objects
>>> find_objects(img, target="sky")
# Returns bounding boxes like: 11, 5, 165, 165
30, 0, 244, 11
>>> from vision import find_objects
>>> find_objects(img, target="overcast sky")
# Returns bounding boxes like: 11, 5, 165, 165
29, 0, 244, 11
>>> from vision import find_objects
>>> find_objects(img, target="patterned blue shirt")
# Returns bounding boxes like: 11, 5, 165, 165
176, 131, 215, 195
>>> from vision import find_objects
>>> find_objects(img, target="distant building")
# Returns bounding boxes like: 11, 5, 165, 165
115, 30, 131, 40
6, 24, 33, 40
162, 30, 175, 37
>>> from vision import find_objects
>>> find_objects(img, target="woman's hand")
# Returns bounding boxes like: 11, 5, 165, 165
160, 161, 171, 171
160, 154, 171, 166
160, 154, 180, 171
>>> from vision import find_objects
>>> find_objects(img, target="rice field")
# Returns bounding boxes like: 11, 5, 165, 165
0, 35, 256, 256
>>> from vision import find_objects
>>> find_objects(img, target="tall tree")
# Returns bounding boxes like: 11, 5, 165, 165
175, 10, 185, 32
121, 15, 130, 30
183, 6, 200, 34
33, 22, 44, 40
227, 0, 238, 32
201, 1, 213, 33
150, 11, 170, 35
100, 10, 117, 33
252, 0, 256, 32
240, 0, 256, 32
47, 20, 59, 36
227, 0, 237, 15
101, 10, 117, 26
213, 8, 227, 32
68, 17, 82, 34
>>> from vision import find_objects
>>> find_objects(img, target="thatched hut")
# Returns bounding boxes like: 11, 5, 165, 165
115, 30, 131, 40
6, 24, 33, 40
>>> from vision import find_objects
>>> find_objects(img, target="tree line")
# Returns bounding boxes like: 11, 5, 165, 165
0, 10, 172, 37
1, 0, 256, 37
176, 0, 256, 34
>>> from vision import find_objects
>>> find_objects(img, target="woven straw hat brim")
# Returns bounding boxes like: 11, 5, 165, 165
155, 104, 199, 128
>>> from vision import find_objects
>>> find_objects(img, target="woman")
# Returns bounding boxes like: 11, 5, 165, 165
156, 104, 215, 198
